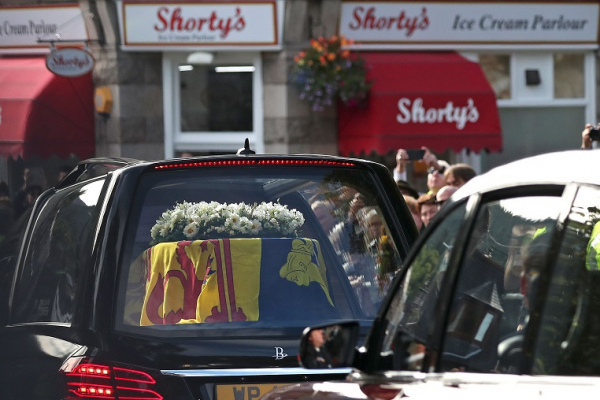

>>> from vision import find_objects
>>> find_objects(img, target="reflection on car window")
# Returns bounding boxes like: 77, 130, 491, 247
532, 186, 600, 375
117, 167, 405, 333
12, 179, 104, 324
381, 202, 467, 371
440, 196, 561, 373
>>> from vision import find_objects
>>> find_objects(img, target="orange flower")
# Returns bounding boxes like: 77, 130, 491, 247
299, 51, 306, 58
341, 50, 350, 58
319, 55, 326, 65
311, 40, 324, 53
327, 53, 336, 61
330, 35, 338, 43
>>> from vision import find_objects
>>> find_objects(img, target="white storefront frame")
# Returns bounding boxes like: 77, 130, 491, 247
162, 51, 264, 158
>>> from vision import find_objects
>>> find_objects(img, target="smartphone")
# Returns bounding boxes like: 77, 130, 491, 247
406, 149, 426, 160
590, 128, 600, 141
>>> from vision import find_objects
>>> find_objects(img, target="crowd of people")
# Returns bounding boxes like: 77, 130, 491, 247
393, 147, 477, 232
395, 122, 599, 232
0, 166, 73, 253
0, 168, 49, 250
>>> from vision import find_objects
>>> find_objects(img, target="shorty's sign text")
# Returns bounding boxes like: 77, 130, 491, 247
118, 1, 281, 50
46, 48, 94, 77
340, 2, 599, 48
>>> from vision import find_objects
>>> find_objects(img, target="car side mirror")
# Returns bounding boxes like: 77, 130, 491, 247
299, 321, 360, 369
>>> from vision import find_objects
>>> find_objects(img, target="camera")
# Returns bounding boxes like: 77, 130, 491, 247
590, 128, 600, 141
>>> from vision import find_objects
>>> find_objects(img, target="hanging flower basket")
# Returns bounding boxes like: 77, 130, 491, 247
290, 35, 372, 112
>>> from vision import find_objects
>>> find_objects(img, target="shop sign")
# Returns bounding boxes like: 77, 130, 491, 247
46, 48, 94, 77
117, 0, 283, 50
339, 1, 599, 49
0, 5, 89, 54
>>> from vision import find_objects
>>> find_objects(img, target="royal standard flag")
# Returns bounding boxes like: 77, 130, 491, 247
138, 238, 337, 326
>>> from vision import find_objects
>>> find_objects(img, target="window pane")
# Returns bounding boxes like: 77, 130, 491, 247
381, 202, 467, 371
533, 186, 600, 375
179, 64, 253, 132
554, 53, 584, 99
440, 196, 561, 373
479, 54, 511, 99
12, 179, 105, 323
116, 167, 405, 333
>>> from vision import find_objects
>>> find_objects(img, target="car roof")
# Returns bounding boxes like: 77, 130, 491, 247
453, 149, 600, 201
58, 153, 387, 189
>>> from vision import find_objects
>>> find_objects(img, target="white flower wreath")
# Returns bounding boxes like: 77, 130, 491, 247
150, 201, 305, 245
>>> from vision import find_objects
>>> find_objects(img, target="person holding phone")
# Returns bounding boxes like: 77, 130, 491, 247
581, 123, 600, 150
393, 149, 411, 182
394, 148, 427, 182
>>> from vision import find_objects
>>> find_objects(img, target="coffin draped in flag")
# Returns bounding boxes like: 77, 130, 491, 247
128, 238, 337, 326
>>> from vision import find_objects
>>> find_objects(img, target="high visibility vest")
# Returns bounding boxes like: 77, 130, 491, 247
587, 222, 600, 271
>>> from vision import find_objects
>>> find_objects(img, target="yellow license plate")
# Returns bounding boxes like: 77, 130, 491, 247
216, 383, 290, 400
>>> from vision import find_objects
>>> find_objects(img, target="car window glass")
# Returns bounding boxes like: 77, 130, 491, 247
381, 202, 467, 371
531, 185, 600, 375
440, 196, 561, 373
11, 179, 104, 324
116, 167, 407, 334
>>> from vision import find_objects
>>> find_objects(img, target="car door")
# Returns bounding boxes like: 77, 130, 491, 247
367, 186, 564, 371
371, 183, 600, 377
0, 178, 107, 400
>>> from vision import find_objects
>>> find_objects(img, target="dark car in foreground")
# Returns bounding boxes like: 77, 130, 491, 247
0, 148, 418, 400
263, 149, 600, 400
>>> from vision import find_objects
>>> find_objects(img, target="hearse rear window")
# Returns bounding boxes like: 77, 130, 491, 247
115, 166, 405, 334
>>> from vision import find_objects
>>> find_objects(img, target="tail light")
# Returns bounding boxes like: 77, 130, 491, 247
360, 383, 403, 400
61, 357, 163, 400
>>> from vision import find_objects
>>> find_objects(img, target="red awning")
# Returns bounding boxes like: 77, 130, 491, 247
338, 52, 502, 155
0, 57, 94, 160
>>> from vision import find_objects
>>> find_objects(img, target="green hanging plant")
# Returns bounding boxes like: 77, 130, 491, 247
290, 35, 372, 112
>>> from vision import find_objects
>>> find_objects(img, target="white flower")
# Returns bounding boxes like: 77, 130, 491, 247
228, 214, 242, 229
183, 222, 199, 238
150, 224, 161, 239
159, 224, 170, 237
249, 219, 262, 235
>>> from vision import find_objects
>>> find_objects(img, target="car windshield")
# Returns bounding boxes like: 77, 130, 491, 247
115, 165, 406, 334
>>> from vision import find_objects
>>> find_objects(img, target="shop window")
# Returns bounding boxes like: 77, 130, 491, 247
179, 64, 253, 132
479, 54, 511, 100
554, 54, 584, 99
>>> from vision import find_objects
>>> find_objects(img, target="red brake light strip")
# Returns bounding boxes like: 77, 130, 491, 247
154, 159, 356, 169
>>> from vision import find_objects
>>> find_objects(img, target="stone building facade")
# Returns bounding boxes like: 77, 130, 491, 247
85, 0, 341, 160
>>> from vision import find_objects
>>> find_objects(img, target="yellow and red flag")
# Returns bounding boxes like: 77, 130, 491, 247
135, 238, 337, 326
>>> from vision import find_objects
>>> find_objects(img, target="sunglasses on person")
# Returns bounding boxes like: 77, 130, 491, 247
428, 166, 446, 175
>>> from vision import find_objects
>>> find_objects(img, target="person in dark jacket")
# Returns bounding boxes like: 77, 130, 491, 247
303, 329, 333, 369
